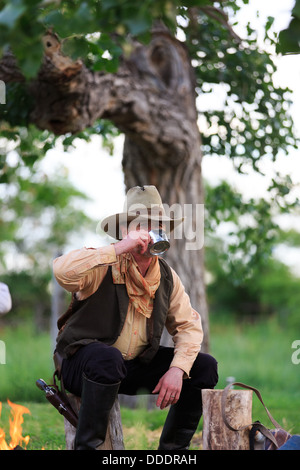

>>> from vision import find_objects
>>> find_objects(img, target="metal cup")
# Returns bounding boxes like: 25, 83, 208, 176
148, 229, 170, 256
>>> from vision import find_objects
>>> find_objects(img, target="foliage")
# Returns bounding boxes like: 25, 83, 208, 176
0, 1, 298, 166
0, 123, 94, 327
0, 1, 298, 196
0, 271, 52, 328
205, 180, 300, 327
185, 9, 298, 171
0, 124, 93, 268
277, 0, 300, 54
0, 1, 299, 327
207, 243, 300, 328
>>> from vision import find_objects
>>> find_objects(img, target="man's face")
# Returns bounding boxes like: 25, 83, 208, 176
128, 220, 165, 233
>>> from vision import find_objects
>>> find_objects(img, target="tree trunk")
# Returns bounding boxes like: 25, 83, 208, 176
202, 389, 253, 450
0, 24, 209, 351
123, 136, 209, 350
121, 26, 209, 350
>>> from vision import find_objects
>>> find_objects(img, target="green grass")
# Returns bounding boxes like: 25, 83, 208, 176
0, 323, 54, 402
209, 314, 300, 435
0, 316, 299, 450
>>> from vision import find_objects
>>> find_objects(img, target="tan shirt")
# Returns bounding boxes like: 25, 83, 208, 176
53, 245, 203, 376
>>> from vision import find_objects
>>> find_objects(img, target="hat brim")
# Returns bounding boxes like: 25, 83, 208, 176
100, 212, 184, 240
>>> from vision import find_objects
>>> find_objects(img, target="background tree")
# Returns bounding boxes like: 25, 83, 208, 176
204, 179, 300, 329
0, 125, 94, 328
0, 0, 299, 351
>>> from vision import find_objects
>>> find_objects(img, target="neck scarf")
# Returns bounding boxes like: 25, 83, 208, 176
112, 253, 161, 318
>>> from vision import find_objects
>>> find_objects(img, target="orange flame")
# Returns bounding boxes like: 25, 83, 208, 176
0, 400, 30, 450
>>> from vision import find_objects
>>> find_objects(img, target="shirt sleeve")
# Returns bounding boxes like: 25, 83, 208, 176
165, 268, 203, 377
53, 245, 117, 299
0, 282, 12, 315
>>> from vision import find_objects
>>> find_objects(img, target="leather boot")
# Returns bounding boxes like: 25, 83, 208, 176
75, 374, 120, 450
158, 385, 203, 450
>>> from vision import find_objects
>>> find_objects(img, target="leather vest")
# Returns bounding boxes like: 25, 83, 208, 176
56, 258, 173, 363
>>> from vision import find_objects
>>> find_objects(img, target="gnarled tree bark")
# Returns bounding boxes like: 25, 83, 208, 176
0, 24, 209, 351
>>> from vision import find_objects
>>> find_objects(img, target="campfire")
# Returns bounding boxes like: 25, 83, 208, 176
0, 400, 30, 450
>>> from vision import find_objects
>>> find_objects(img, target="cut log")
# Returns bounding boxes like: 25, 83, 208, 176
202, 389, 253, 450
64, 394, 124, 450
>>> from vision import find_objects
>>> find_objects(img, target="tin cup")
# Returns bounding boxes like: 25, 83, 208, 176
148, 230, 170, 256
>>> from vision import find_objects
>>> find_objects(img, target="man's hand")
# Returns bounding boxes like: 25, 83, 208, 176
152, 367, 184, 409
114, 229, 151, 256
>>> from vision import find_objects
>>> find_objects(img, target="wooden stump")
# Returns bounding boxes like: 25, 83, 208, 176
64, 394, 125, 450
202, 389, 253, 450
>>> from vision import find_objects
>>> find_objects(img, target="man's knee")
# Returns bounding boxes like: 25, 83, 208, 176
191, 352, 218, 389
84, 344, 127, 384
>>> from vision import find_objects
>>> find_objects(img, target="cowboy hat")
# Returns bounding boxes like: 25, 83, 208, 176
100, 185, 183, 240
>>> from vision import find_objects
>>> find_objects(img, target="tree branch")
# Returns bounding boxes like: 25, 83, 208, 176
1, 29, 199, 168
189, 5, 242, 44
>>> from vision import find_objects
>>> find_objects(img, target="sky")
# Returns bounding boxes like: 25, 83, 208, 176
42, 0, 300, 270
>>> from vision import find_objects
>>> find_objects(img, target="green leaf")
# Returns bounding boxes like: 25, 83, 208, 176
277, 18, 300, 54
101, 0, 124, 11
13, 40, 44, 79
0, 2, 26, 29
123, 17, 151, 36
61, 36, 90, 60
292, 0, 300, 18
176, 0, 210, 6
43, 10, 73, 37
44, 3, 96, 37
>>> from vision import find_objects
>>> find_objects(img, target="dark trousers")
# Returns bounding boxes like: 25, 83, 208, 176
61, 342, 218, 398
62, 342, 218, 449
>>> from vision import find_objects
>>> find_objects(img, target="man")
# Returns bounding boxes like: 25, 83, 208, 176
54, 186, 218, 450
